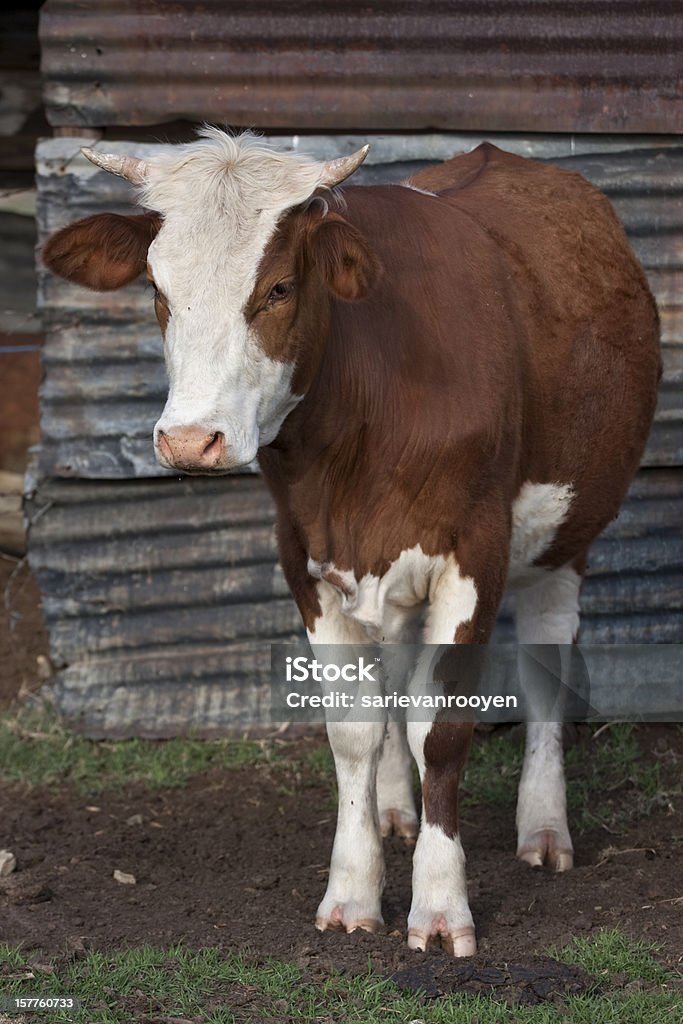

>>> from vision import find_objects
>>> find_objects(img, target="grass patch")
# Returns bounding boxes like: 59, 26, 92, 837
462, 727, 524, 805
564, 724, 679, 833
0, 704, 679, 840
549, 928, 670, 984
462, 722, 681, 836
0, 705, 276, 795
0, 933, 681, 1024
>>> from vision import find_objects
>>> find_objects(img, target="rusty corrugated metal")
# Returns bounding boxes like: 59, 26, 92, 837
38, 1, 683, 134
25, 468, 683, 738
35, 136, 683, 478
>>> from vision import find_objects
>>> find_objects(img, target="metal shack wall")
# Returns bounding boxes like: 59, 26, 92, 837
38, 1, 683, 134
32, 2, 683, 736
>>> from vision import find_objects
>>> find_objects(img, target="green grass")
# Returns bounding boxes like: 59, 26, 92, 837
0, 931, 680, 1024
564, 724, 678, 833
0, 706, 679, 842
461, 722, 681, 835
0, 705, 276, 795
462, 726, 524, 805
548, 928, 670, 984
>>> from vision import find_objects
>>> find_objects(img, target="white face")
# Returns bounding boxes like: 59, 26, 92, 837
139, 130, 330, 472
149, 208, 299, 470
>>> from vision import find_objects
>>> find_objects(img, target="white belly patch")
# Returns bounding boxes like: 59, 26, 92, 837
308, 546, 452, 643
508, 482, 574, 587
307, 481, 573, 639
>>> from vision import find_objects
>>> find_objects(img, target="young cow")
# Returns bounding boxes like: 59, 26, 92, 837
42, 130, 661, 956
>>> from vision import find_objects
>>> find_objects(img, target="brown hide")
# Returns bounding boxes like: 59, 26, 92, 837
260, 144, 661, 630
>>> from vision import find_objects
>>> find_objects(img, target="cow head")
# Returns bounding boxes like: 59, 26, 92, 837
42, 128, 380, 473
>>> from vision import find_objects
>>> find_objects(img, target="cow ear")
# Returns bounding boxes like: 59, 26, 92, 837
307, 213, 381, 301
42, 212, 161, 291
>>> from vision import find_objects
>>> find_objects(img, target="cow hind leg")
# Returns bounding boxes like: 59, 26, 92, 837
377, 720, 419, 842
514, 566, 582, 872
375, 627, 421, 842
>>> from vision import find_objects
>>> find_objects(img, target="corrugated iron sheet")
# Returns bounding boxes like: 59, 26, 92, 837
38, 1, 683, 133
25, 468, 683, 738
36, 135, 683, 478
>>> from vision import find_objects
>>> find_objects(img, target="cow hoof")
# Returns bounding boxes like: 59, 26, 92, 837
379, 807, 419, 844
407, 922, 476, 957
517, 829, 573, 872
315, 903, 383, 934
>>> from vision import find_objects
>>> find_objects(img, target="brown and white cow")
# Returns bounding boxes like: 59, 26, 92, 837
42, 129, 661, 956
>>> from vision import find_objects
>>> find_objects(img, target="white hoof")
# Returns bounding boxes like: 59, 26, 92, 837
315, 900, 383, 934
379, 807, 419, 843
517, 828, 573, 872
407, 920, 477, 957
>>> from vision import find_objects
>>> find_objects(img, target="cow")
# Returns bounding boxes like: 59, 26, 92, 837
42, 129, 661, 956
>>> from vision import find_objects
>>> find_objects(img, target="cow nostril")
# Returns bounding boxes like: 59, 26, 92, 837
157, 429, 173, 462
203, 431, 224, 459
156, 427, 227, 469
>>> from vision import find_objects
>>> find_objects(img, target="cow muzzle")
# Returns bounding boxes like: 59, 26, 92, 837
156, 425, 231, 473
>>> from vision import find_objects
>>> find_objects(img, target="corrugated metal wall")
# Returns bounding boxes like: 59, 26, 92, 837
25, 467, 683, 738
31, 4, 683, 735
39, 1, 683, 133
30, 133, 683, 735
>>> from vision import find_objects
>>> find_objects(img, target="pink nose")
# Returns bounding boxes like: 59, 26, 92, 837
157, 426, 227, 471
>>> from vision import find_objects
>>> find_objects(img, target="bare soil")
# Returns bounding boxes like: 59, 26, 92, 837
0, 727, 681, 988
0, 563, 681, 1003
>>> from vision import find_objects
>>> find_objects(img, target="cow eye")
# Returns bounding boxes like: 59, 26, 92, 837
268, 279, 296, 304
151, 285, 171, 320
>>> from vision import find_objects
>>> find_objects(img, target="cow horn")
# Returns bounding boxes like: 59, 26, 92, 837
81, 147, 149, 185
318, 145, 370, 187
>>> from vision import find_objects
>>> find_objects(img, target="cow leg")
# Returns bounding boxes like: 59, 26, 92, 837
514, 566, 582, 871
309, 583, 386, 934
316, 715, 387, 932
405, 557, 496, 957
376, 720, 418, 842
407, 710, 476, 956
376, 641, 419, 842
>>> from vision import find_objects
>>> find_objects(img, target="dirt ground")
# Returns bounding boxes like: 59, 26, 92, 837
0, 560, 681, 997
0, 728, 681, 979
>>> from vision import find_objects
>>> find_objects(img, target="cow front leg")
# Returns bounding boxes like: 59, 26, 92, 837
308, 581, 386, 934
407, 712, 476, 956
515, 566, 582, 872
405, 555, 500, 957
315, 716, 387, 933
